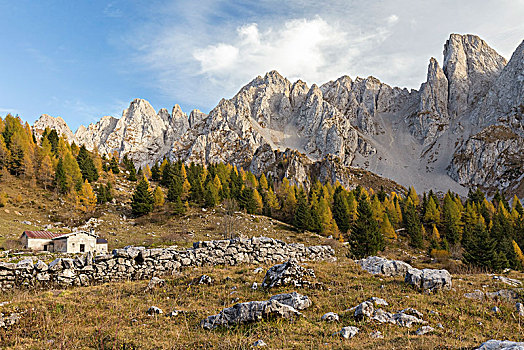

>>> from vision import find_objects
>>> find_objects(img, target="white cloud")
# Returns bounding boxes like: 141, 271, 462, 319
387, 14, 399, 24
128, 0, 524, 112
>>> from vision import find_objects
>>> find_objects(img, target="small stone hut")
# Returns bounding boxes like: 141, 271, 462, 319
20, 230, 108, 254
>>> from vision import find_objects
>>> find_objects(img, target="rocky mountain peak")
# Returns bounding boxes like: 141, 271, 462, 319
443, 33, 507, 118
32, 114, 74, 142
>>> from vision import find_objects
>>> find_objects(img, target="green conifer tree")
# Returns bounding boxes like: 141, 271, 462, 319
349, 199, 384, 258
131, 177, 154, 216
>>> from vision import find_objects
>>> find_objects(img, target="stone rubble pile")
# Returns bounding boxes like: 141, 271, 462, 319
261, 260, 316, 289
0, 312, 22, 329
0, 236, 335, 291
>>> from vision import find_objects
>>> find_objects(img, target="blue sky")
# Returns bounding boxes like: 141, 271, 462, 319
1, 0, 523, 131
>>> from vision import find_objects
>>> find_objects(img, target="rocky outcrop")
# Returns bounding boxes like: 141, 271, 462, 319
200, 292, 310, 329
356, 256, 412, 277
33, 114, 74, 142
405, 268, 452, 291
0, 236, 335, 291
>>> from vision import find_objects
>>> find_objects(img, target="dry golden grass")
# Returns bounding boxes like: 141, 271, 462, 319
1, 257, 523, 349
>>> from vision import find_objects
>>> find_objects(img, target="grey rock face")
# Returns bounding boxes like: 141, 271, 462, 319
475, 340, 524, 350
32, 34, 523, 196
356, 256, 412, 277
405, 268, 452, 291
370, 308, 426, 328
261, 260, 316, 289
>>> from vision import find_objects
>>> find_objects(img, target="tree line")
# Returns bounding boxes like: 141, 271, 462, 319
1, 114, 523, 272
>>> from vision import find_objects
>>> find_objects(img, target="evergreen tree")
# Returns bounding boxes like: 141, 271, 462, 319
239, 187, 257, 214
463, 222, 498, 271
151, 162, 161, 181
294, 188, 312, 232
349, 199, 384, 258
46, 129, 59, 155
403, 200, 423, 248
76, 145, 99, 182
131, 177, 154, 216
167, 176, 183, 202
109, 156, 120, 174
204, 181, 219, 208
333, 186, 350, 233
54, 158, 68, 194
442, 193, 462, 245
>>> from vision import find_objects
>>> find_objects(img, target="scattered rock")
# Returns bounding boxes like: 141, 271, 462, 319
416, 326, 434, 335
371, 308, 426, 328
268, 292, 312, 310
491, 306, 500, 313
493, 276, 522, 287
356, 256, 412, 277
486, 290, 519, 303
252, 339, 267, 347
475, 340, 524, 349
253, 267, 264, 274
0, 312, 21, 328
370, 330, 383, 338
465, 290, 486, 300
144, 276, 165, 292
261, 260, 315, 289
197, 275, 213, 285
517, 302, 524, 317
368, 297, 388, 306
201, 296, 305, 330
146, 306, 163, 315
400, 308, 423, 319
321, 312, 339, 322
251, 282, 258, 290
437, 323, 444, 329
21, 220, 32, 225
354, 301, 374, 320
405, 268, 452, 291
167, 309, 184, 317
333, 326, 359, 339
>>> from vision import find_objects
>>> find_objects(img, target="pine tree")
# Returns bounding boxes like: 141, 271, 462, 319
349, 199, 384, 258
512, 195, 524, 216
294, 188, 312, 232
237, 187, 255, 214
76, 145, 99, 182
131, 177, 154, 216
167, 176, 183, 202
204, 181, 219, 208
54, 158, 68, 194
110, 156, 120, 174
407, 186, 420, 206
333, 186, 350, 233
403, 200, 423, 248
151, 162, 160, 181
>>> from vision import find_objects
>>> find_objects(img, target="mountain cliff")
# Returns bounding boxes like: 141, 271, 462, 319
32, 34, 524, 196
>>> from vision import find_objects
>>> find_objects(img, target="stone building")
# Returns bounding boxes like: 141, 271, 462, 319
20, 230, 108, 254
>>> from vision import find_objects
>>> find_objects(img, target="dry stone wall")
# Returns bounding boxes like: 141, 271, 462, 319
0, 236, 335, 291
